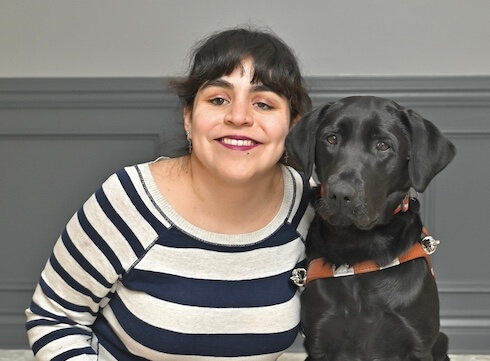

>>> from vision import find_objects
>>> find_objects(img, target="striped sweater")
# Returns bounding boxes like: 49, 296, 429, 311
25, 162, 314, 360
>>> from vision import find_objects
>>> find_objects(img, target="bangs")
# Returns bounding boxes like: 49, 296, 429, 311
193, 45, 297, 101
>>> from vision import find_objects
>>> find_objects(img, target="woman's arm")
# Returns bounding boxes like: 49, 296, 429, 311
25, 173, 135, 360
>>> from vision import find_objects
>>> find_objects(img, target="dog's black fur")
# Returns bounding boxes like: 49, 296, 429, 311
286, 96, 456, 361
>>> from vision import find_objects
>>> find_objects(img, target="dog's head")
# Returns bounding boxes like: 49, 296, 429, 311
286, 96, 456, 230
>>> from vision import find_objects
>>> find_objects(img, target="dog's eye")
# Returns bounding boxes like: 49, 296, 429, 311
326, 135, 338, 145
376, 141, 391, 151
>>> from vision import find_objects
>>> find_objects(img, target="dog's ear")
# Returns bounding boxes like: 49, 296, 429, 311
405, 109, 456, 192
286, 104, 332, 179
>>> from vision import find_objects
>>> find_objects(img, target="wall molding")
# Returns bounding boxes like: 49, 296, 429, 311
0, 78, 176, 109
307, 76, 490, 106
2, 76, 490, 109
438, 281, 490, 294
3, 280, 489, 293
420, 130, 490, 234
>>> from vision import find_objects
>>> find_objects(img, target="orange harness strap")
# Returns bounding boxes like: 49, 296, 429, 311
305, 242, 434, 284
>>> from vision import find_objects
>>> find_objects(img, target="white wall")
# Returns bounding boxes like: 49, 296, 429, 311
1, 0, 490, 77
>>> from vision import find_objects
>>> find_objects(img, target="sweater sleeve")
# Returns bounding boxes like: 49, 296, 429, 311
25, 171, 143, 360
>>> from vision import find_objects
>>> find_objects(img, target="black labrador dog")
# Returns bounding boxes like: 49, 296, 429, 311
286, 96, 455, 361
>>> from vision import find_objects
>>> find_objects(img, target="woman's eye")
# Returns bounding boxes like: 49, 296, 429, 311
326, 134, 338, 145
210, 97, 228, 106
255, 102, 273, 110
376, 141, 391, 151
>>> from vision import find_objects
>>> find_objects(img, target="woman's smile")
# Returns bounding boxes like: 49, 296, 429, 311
218, 136, 260, 151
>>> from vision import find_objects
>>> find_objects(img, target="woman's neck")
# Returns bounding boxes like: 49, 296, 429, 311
183, 156, 285, 233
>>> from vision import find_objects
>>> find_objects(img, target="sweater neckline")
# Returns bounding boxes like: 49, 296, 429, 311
138, 161, 296, 247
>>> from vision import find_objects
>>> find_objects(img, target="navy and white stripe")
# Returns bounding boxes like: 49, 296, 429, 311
26, 162, 314, 360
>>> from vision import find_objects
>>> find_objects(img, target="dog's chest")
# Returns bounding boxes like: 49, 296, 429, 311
302, 258, 430, 311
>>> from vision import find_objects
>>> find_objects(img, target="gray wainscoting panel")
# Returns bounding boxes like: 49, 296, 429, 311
1, 77, 489, 353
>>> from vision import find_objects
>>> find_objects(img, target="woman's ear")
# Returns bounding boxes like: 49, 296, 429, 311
286, 104, 331, 179
183, 106, 192, 134
290, 114, 301, 129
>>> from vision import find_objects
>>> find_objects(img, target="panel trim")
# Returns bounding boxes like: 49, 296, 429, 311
4, 280, 488, 293
0, 281, 33, 292
419, 130, 490, 231
2, 76, 490, 109
438, 281, 490, 294
0, 77, 177, 109
307, 76, 490, 107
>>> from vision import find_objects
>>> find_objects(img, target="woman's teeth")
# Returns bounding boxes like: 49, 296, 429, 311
221, 138, 256, 146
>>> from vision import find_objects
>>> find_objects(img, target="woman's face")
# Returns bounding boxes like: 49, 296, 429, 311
184, 58, 291, 185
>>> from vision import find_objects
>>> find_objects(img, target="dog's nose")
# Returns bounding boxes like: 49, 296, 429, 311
327, 183, 356, 204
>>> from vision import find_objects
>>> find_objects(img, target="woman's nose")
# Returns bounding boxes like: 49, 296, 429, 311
225, 99, 253, 126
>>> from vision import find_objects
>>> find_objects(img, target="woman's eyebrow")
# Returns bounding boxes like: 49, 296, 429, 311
250, 84, 275, 93
201, 79, 275, 94
201, 79, 233, 90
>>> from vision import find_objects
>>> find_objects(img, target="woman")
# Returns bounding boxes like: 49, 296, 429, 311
26, 27, 314, 360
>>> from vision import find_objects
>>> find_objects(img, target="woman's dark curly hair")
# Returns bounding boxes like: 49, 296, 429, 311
169, 27, 312, 121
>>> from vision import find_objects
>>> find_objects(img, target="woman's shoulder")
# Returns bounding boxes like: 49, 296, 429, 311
148, 156, 184, 176
95, 158, 168, 203
282, 164, 318, 228
101, 157, 179, 187
283, 164, 317, 193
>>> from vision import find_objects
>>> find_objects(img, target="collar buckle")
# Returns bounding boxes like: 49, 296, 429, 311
290, 268, 307, 287
421, 235, 440, 255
